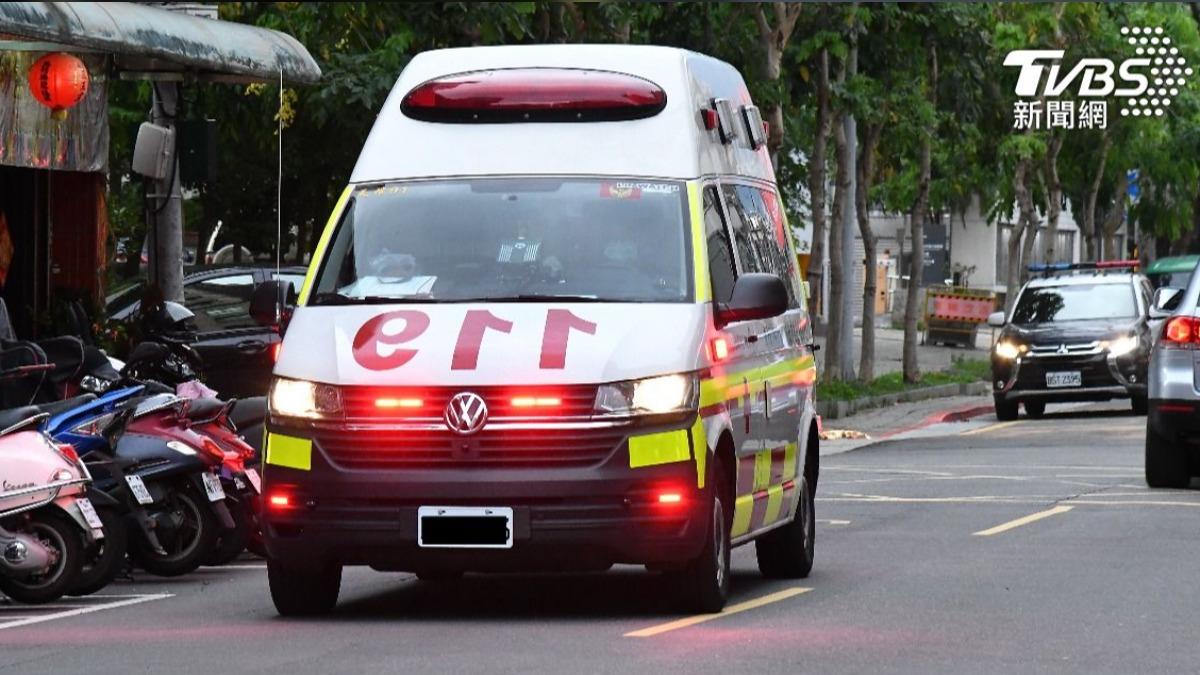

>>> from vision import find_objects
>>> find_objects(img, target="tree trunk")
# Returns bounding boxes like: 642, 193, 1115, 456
826, 114, 849, 381
806, 48, 833, 322
752, 2, 804, 167
1080, 133, 1110, 262
1041, 135, 1063, 264
903, 43, 937, 384
1006, 159, 1037, 311
1102, 171, 1129, 260
857, 122, 882, 382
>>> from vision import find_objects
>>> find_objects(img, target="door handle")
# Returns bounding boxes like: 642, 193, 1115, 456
236, 339, 267, 354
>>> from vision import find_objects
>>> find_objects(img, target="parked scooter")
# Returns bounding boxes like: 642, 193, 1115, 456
0, 367, 103, 603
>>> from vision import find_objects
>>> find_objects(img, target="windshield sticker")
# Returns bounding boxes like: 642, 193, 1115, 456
357, 185, 408, 198
600, 182, 680, 199
498, 239, 541, 263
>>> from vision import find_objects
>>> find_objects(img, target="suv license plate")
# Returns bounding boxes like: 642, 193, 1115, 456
201, 472, 226, 502
1046, 371, 1082, 388
418, 506, 513, 549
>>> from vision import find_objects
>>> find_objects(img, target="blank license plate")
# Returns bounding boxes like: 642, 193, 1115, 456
418, 506, 513, 549
201, 472, 226, 502
1046, 371, 1082, 388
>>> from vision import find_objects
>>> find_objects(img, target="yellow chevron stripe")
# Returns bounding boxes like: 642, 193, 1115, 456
763, 484, 784, 524
690, 416, 706, 489
688, 182, 711, 303
298, 186, 353, 305
731, 494, 754, 537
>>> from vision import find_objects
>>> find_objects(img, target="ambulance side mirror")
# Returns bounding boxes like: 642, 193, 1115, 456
249, 280, 297, 330
716, 273, 788, 327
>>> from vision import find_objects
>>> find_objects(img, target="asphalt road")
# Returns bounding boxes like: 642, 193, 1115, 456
4, 402, 1198, 674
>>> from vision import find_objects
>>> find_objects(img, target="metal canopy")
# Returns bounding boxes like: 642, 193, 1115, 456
0, 2, 320, 84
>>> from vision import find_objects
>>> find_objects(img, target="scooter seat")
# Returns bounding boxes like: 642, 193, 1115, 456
0, 406, 45, 435
33, 394, 97, 418
228, 397, 266, 430
184, 397, 226, 421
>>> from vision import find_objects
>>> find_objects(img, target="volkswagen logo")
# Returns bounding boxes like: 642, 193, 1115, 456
444, 392, 488, 435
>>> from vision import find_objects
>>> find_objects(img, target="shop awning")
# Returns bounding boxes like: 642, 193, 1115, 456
0, 2, 320, 84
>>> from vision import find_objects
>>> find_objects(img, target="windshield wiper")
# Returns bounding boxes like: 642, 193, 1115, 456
471, 294, 607, 303
309, 292, 431, 306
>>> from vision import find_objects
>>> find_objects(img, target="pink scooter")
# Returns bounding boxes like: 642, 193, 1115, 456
0, 366, 103, 603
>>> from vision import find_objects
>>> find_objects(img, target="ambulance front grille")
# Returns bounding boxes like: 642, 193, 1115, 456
339, 385, 599, 421
314, 426, 626, 470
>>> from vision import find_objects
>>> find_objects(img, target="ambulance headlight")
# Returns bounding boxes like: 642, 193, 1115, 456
595, 373, 698, 417
269, 378, 343, 419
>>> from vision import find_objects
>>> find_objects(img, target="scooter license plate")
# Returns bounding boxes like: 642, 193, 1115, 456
125, 475, 154, 505
243, 468, 261, 494
417, 506, 513, 549
201, 472, 225, 502
76, 498, 105, 532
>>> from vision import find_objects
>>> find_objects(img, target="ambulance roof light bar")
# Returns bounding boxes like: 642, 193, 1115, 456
1027, 260, 1140, 276
400, 68, 667, 124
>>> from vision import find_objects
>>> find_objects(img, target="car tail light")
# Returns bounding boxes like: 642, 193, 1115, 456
268, 493, 293, 510
657, 491, 683, 505
401, 68, 668, 123
1162, 316, 1200, 348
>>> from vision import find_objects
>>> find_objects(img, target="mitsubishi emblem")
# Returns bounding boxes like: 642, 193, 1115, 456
444, 392, 488, 435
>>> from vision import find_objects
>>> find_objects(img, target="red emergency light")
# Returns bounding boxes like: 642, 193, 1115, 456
401, 68, 668, 123
511, 396, 562, 408
376, 397, 424, 410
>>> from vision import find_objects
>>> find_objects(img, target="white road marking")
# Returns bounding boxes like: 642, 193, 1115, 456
0, 594, 172, 630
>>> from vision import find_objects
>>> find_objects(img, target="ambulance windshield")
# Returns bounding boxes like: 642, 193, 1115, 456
310, 178, 691, 304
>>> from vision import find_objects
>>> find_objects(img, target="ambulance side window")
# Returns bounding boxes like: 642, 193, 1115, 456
703, 186, 737, 304
722, 183, 799, 309
721, 184, 761, 276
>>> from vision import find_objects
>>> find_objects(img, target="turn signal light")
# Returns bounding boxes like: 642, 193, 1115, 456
1163, 316, 1200, 347
708, 337, 730, 362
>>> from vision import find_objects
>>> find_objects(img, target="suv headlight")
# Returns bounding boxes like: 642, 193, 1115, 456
595, 373, 699, 417
994, 341, 1024, 360
1107, 335, 1138, 357
269, 378, 343, 419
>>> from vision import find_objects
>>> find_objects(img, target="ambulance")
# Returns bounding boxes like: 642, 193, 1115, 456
256, 44, 820, 616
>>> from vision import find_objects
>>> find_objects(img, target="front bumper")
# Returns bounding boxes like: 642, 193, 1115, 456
260, 418, 709, 572
993, 351, 1146, 402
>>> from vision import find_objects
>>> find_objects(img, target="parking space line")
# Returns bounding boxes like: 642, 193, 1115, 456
624, 587, 811, 637
973, 505, 1073, 536
0, 594, 172, 630
960, 421, 1019, 436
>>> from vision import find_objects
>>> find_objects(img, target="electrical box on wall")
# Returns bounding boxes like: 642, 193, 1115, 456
131, 122, 175, 180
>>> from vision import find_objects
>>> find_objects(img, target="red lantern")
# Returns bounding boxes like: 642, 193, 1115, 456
27, 52, 90, 120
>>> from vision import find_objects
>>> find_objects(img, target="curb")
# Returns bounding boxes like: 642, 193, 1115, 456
874, 402, 995, 440
815, 381, 991, 420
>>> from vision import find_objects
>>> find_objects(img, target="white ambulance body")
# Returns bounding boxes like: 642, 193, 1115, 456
261, 44, 820, 616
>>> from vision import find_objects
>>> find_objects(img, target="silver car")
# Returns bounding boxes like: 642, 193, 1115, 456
1146, 264, 1200, 487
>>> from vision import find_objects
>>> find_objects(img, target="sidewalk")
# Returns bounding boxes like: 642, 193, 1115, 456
813, 323, 994, 377
818, 393, 996, 456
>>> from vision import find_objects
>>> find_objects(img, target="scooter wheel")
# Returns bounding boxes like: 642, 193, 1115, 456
68, 505, 130, 597
131, 482, 218, 577
0, 509, 85, 604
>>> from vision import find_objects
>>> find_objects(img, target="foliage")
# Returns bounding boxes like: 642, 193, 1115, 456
816, 356, 989, 402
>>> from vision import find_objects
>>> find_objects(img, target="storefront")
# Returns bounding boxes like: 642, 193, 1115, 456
0, 1, 318, 337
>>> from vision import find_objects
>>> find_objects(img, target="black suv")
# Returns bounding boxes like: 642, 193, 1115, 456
107, 266, 307, 398
987, 262, 1152, 421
